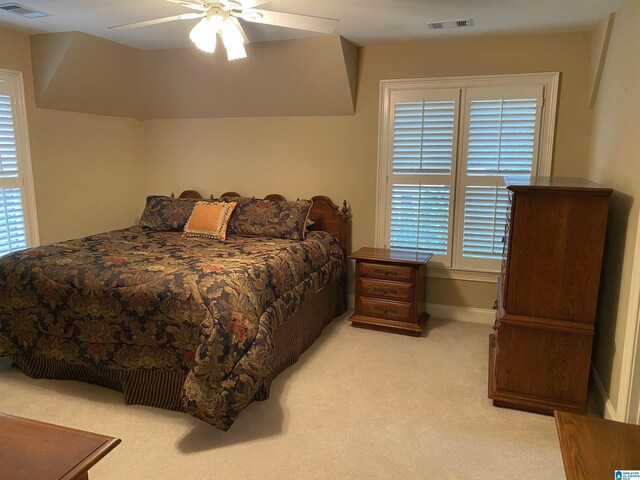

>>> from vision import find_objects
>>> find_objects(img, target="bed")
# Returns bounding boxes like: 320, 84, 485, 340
0, 191, 349, 430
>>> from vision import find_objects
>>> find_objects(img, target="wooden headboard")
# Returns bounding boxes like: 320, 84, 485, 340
176, 191, 350, 260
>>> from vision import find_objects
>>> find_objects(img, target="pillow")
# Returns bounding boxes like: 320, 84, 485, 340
227, 197, 313, 240
183, 201, 237, 241
139, 195, 198, 231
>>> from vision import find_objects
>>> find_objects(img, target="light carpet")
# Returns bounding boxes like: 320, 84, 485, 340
0, 314, 565, 479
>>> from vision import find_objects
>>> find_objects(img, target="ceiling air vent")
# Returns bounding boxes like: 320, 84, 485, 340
0, 3, 49, 18
428, 18, 474, 30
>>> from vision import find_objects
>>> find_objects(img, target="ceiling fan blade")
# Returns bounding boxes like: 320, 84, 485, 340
233, 0, 269, 8
109, 12, 204, 30
238, 9, 339, 33
163, 0, 208, 11
231, 17, 250, 44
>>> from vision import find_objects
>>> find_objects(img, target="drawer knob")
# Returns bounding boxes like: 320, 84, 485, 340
492, 300, 498, 310
373, 305, 397, 315
373, 287, 398, 296
373, 268, 397, 277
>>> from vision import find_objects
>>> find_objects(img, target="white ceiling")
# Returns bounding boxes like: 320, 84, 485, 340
0, 0, 624, 51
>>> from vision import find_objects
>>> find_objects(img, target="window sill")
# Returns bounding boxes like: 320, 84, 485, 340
427, 266, 498, 283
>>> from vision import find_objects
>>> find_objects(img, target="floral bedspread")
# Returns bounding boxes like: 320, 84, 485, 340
0, 228, 344, 429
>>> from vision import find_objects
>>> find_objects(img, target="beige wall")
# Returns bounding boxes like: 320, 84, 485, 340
587, 0, 640, 419
0, 26, 144, 245
0, 27, 37, 126
142, 31, 593, 307
29, 109, 143, 245
2, 26, 595, 308
589, 14, 615, 108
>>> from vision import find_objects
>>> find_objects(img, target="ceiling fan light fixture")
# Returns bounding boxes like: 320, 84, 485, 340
110, 0, 340, 61
189, 17, 220, 53
238, 10, 263, 22
220, 18, 247, 61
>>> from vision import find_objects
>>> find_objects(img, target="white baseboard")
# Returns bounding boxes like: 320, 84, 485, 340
347, 294, 494, 325
591, 365, 618, 420
426, 303, 495, 325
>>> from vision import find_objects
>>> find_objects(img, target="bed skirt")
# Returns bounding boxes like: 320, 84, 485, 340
12, 275, 345, 413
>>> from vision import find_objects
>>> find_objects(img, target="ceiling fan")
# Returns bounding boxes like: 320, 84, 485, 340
109, 0, 340, 61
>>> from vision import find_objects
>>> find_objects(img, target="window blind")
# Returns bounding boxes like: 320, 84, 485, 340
0, 94, 18, 178
392, 100, 455, 175
462, 185, 509, 259
387, 92, 458, 262
390, 184, 450, 254
0, 92, 27, 257
466, 98, 537, 176
0, 187, 26, 256
379, 77, 555, 276
460, 88, 542, 265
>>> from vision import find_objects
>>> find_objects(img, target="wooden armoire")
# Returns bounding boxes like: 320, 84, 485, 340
489, 176, 612, 414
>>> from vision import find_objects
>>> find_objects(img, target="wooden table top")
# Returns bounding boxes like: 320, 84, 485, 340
0, 412, 121, 480
505, 175, 612, 194
349, 247, 432, 265
554, 411, 640, 480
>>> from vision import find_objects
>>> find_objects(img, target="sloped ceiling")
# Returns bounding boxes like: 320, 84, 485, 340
31, 32, 141, 118
30, 32, 358, 119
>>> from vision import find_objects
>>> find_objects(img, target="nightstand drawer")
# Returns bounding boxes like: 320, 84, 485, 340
359, 278, 413, 301
360, 262, 413, 282
357, 297, 412, 322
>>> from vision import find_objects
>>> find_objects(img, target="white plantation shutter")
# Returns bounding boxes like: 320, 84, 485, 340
456, 85, 544, 270
392, 100, 456, 175
466, 97, 538, 176
0, 188, 26, 254
0, 95, 19, 178
390, 184, 450, 255
378, 75, 556, 277
385, 89, 460, 265
462, 185, 509, 259
0, 71, 38, 257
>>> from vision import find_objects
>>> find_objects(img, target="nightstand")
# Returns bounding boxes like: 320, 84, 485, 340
349, 247, 432, 336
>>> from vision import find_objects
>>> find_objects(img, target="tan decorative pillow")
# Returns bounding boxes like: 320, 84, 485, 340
183, 201, 237, 241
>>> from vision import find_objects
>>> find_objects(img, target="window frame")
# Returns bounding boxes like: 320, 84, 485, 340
0, 69, 39, 253
375, 72, 559, 283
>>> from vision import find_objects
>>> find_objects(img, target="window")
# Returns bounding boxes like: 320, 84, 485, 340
0, 70, 38, 257
387, 88, 460, 266
376, 74, 558, 281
